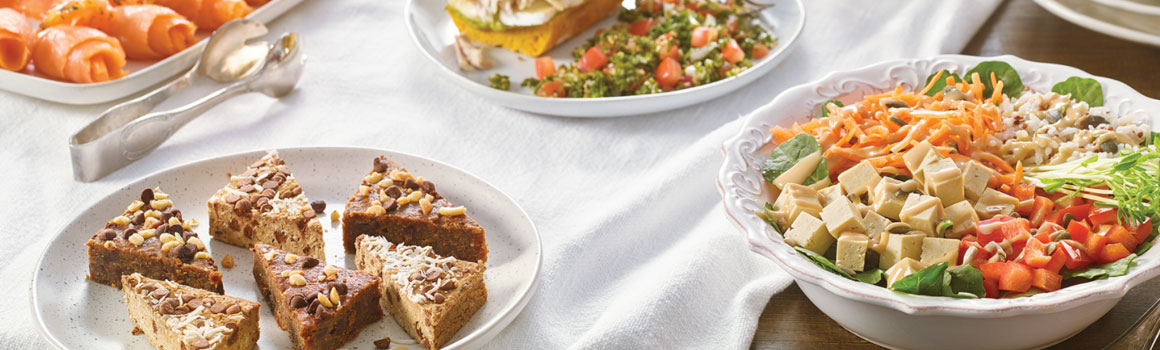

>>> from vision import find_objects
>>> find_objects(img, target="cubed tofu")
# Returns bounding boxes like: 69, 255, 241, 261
903, 140, 938, 174
943, 201, 979, 238
783, 214, 834, 255
900, 193, 944, 236
838, 160, 883, 196
862, 211, 891, 248
911, 151, 944, 188
924, 158, 965, 207
808, 177, 833, 191
821, 196, 867, 238
880, 233, 925, 269
870, 177, 920, 220
772, 184, 824, 228
885, 258, 928, 288
818, 185, 844, 207
974, 188, 1019, 219
921, 237, 960, 266
773, 151, 823, 189
962, 161, 994, 203
837, 233, 870, 272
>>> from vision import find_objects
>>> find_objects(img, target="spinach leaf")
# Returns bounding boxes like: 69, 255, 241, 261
965, 61, 1023, 98
761, 134, 826, 185
923, 70, 963, 97
795, 247, 853, 280
761, 202, 783, 232
890, 262, 948, 296
1052, 77, 1104, 107
819, 99, 844, 117
947, 265, 986, 298
805, 157, 829, 186
1062, 254, 1137, 280
854, 269, 884, 285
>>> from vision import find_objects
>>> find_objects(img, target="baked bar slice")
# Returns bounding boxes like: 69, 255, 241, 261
251, 244, 383, 350
121, 273, 260, 350
355, 235, 486, 349
209, 151, 326, 261
86, 188, 223, 293
342, 156, 488, 263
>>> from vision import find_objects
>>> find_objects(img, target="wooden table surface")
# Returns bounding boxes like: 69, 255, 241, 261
751, 0, 1160, 349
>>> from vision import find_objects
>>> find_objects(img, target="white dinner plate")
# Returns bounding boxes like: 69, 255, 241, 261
30, 147, 541, 349
404, 0, 805, 117
0, 0, 304, 105
1034, 0, 1160, 47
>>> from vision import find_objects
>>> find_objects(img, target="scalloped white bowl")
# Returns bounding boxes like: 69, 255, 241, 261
718, 55, 1160, 350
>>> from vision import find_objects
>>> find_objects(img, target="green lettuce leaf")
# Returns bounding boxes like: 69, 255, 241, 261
854, 269, 884, 285
1051, 76, 1104, 107
947, 265, 986, 298
965, 61, 1023, 98
795, 247, 854, 280
891, 262, 948, 296
1062, 254, 1137, 280
819, 99, 844, 117
761, 134, 828, 186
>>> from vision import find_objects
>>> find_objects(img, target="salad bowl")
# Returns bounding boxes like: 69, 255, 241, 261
718, 54, 1160, 349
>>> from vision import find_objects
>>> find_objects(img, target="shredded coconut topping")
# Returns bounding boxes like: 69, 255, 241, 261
361, 236, 460, 304
129, 276, 245, 349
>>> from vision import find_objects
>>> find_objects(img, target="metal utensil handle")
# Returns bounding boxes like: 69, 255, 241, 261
117, 81, 253, 161
1104, 297, 1160, 349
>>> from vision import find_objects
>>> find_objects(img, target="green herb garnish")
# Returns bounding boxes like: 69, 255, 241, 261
1025, 143, 1159, 225
488, 74, 511, 90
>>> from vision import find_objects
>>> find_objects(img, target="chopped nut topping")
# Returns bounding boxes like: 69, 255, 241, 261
419, 197, 433, 215
283, 254, 298, 264
143, 217, 161, 230
104, 241, 115, 249
317, 292, 334, 308
264, 251, 278, 261
128, 234, 144, 246
288, 273, 307, 286
376, 178, 393, 188
366, 205, 386, 216
153, 191, 169, 200
194, 251, 210, 260
112, 215, 131, 226
330, 210, 340, 222
187, 237, 205, 250
222, 255, 235, 269
140, 228, 158, 239
357, 185, 370, 197
160, 233, 177, 244
150, 199, 173, 210
438, 206, 467, 216
145, 210, 162, 219
128, 200, 144, 212
329, 287, 341, 306
160, 241, 182, 254
365, 172, 383, 184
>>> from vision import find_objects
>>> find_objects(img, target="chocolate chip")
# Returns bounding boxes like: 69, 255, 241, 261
159, 300, 176, 314
262, 180, 279, 190
307, 299, 320, 314
226, 304, 241, 314
140, 189, 154, 204
256, 197, 271, 212
281, 187, 301, 199
409, 271, 423, 281
310, 200, 326, 213
421, 181, 436, 194
141, 282, 158, 292
224, 194, 241, 204
156, 224, 170, 235
425, 269, 441, 281
183, 243, 197, 255
439, 280, 456, 291
192, 338, 210, 349
168, 245, 183, 258
301, 257, 320, 269
239, 184, 255, 193
372, 157, 388, 173
303, 209, 316, 219
382, 197, 398, 211
272, 173, 286, 184
261, 188, 276, 199
328, 282, 347, 295
374, 337, 392, 349
256, 171, 272, 181
168, 224, 184, 234
385, 186, 403, 198
122, 228, 138, 239
250, 160, 266, 168
234, 199, 251, 214
433, 293, 445, 303
132, 212, 145, 225
150, 287, 169, 299
187, 298, 204, 309
240, 169, 256, 177
237, 177, 253, 186
211, 302, 227, 314
403, 178, 418, 190
160, 210, 172, 222
175, 304, 191, 314
100, 229, 117, 240
182, 294, 195, 303
289, 294, 307, 308
183, 231, 197, 241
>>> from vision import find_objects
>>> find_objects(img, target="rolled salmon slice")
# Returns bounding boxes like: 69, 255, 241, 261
245, 0, 270, 7
32, 25, 127, 83
14, 0, 66, 20
152, 0, 252, 30
109, 5, 197, 59
0, 8, 34, 71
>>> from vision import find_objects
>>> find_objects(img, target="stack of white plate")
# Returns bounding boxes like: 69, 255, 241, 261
1034, 0, 1160, 47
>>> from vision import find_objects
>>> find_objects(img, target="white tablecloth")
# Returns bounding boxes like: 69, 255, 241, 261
0, 0, 999, 348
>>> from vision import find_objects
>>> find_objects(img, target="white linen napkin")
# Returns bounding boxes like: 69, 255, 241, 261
0, 0, 998, 348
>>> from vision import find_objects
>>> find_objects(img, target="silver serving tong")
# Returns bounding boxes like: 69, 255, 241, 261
69, 19, 306, 182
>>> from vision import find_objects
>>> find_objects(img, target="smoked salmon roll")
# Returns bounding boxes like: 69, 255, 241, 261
245, 0, 270, 7
13, 0, 65, 19
32, 25, 127, 83
42, 0, 197, 59
152, 0, 252, 30
0, 8, 34, 71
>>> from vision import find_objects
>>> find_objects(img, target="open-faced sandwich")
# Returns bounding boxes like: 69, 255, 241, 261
446, 0, 622, 57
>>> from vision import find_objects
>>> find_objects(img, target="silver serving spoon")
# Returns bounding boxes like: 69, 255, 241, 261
69, 20, 305, 182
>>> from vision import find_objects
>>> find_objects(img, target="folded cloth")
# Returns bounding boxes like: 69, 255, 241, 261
0, 0, 997, 349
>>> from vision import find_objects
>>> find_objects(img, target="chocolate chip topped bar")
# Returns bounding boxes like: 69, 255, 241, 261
86, 188, 223, 293
355, 235, 487, 349
121, 273, 260, 350
251, 244, 383, 350
342, 156, 488, 264
209, 151, 326, 261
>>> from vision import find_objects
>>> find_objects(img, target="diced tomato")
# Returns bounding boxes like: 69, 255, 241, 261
628, 18, 653, 36
722, 38, 745, 64
534, 56, 556, 79
1085, 234, 1108, 260
1067, 220, 1091, 245
1044, 247, 1067, 273
980, 262, 1007, 281
1034, 222, 1063, 244
1090, 208, 1118, 227
536, 81, 565, 97
1057, 204, 1093, 223
1100, 243, 1132, 264
1020, 238, 1053, 268
1062, 242, 1093, 270
983, 278, 999, 298
655, 57, 682, 90
577, 46, 610, 73
1029, 196, 1054, 227
1128, 217, 1154, 244
1107, 225, 1138, 252
1031, 268, 1063, 292
999, 262, 1033, 293
690, 27, 718, 48
752, 43, 770, 59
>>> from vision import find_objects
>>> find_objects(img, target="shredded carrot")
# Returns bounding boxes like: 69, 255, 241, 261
1013, 161, 1023, 186
919, 70, 944, 96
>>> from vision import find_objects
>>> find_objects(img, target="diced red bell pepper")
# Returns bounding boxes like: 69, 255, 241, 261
1062, 242, 1094, 270
1067, 220, 1092, 245
1031, 268, 1062, 292
1107, 225, 1138, 252
958, 240, 991, 266
1020, 238, 1053, 268
1034, 222, 1063, 244
1089, 207, 1118, 227
1044, 247, 1067, 273
1044, 212, 1063, 226
1085, 234, 1108, 260
1100, 243, 1132, 264
983, 278, 999, 299
1029, 196, 1054, 227
1128, 217, 1153, 244
1000, 262, 1033, 293
980, 262, 1007, 282
1058, 204, 1093, 223
1011, 184, 1037, 202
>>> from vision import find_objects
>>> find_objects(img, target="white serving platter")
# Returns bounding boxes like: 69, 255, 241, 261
404, 0, 805, 117
1034, 0, 1160, 48
31, 147, 542, 349
0, 0, 304, 105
